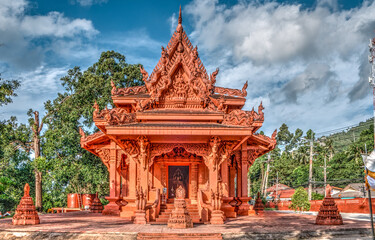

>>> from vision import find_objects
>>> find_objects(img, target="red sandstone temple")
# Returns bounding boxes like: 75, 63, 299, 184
80, 9, 276, 224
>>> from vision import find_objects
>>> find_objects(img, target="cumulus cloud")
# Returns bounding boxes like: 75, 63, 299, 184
0, 0, 98, 70
185, 0, 375, 134
271, 63, 340, 104
0, 66, 68, 122
72, 0, 108, 7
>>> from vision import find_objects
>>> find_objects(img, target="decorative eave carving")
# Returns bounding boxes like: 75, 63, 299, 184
149, 143, 209, 167
79, 128, 106, 148
111, 80, 146, 96
253, 129, 277, 149
222, 102, 264, 127
93, 101, 136, 125
96, 148, 110, 169
214, 81, 248, 98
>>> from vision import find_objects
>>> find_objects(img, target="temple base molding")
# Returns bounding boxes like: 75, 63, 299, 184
102, 197, 121, 216
210, 210, 226, 224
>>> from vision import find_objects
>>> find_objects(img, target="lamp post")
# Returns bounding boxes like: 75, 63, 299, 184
368, 38, 375, 239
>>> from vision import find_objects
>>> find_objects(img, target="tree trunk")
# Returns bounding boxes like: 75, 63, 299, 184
33, 112, 43, 212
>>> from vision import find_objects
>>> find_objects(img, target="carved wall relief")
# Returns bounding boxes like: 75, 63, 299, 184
96, 148, 110, 169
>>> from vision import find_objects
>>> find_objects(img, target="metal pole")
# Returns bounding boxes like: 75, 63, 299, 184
308, 140, 313, 200
324, 156, 327, 198
264, 158, 271, 198
365, 143, 375, 239
367, 169, 375, 240
276, 172, 279, 202
369, 37, 375, 239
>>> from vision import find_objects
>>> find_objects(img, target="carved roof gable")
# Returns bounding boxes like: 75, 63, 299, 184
138, 8, 217, 109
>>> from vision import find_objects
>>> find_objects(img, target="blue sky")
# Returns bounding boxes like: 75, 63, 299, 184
1, 0, 375, 136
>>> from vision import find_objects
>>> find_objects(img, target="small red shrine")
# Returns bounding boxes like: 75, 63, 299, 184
80, 8, 276, 224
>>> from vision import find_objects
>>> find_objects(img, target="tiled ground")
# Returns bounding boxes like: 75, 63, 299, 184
0, 211, 371, 234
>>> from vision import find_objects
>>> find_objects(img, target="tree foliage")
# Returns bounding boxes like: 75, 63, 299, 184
0, 75, 20, 106
289, 187, 311, 212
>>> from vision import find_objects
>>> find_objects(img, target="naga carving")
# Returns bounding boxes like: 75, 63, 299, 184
211, 185, 223, 211
93, 103, 135, 125
137, 136, 150, 170
222, 109, 256, 127
149, 143, 209, 167
214, 81, 248, 98
203, 137, 234, 171
96, 148, 110, 169
135, 186, 147, 210
111, 80, 146, 96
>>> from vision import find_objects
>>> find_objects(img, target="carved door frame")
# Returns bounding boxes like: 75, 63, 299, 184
166, 162, 191, 202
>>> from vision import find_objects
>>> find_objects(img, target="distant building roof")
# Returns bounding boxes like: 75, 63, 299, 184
266, 184, 291, 193
331, 183, 375, 198
269, 189, 295, 199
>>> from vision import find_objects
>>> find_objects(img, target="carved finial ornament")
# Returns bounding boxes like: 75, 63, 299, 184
24, 183, 30, 197
79, 127, 85, 139
178, 5, 182, 25
272, 129, 277, 139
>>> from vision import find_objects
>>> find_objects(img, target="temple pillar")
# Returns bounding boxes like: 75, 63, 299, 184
103, 142, 121, 216
236, 151, 242, 197
241, 143, 248, 197
161, 163, 166, 188
221, 159, 229, 197
129, 159, 136, 198
191, 163, 198, 204
238, 142, 251, 216
115, 150, 121, 197
229, 166, 236, 197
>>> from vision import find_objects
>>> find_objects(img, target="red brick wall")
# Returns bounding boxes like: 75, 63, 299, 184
266, 198, 375, 213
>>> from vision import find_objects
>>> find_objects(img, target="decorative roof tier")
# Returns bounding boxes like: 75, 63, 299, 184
81, 6, 276, 168
110, 7, 248, 113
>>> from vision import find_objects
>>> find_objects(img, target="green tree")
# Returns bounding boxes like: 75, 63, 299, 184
0, 75, 20, 106
289, 187, 310, 212
38, 51, 143, 211
0, 117, 33, 212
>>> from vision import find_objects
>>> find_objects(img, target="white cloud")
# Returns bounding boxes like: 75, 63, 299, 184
185, 0, 375, 135
73, 0, 108, 7
0, 66, 68, 123
169, 13, 177, 35
0, 0, 98, 70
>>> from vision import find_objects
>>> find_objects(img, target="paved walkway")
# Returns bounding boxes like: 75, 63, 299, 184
0, 211, 372, 239
275, 210, 375, 222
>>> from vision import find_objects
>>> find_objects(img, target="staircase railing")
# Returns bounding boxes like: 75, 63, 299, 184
198, 189, 211, 222
145, 188, 161, 221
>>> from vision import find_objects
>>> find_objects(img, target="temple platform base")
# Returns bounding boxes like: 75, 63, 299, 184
167, 198, 193, 228
102, 197, 121, 216
210, 210, 226, 225
134, 210, 147, 224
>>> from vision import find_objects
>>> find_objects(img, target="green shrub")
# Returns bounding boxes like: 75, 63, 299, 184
289, 187, 311, 212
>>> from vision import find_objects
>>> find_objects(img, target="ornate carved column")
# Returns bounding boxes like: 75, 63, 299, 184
241, 142, 248, 197
221, 158, 229, 197
238, 142, 251, 216
235, 151, 242, 197
115, 149, 121, 197
229, 166, 236, 197
161, 163, 166, 188
191, 163, 199, 203
103, 141, 121, 216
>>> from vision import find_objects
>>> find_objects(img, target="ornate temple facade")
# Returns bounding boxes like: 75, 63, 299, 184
80, 9, 276, 224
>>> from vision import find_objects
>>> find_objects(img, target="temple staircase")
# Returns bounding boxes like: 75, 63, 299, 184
137, 233, 222, 240
153, 202, 202, 224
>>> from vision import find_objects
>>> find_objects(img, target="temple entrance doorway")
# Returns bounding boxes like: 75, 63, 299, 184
168, 166, 189, 199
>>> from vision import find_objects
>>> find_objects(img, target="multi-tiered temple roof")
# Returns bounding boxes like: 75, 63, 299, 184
80, 7, 276, 224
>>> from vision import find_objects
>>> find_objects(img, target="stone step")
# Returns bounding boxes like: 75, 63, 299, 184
156, 215, 201, 220
159, 213, 200, 217
155, 218, 202, 223
137, 233, 222, 240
